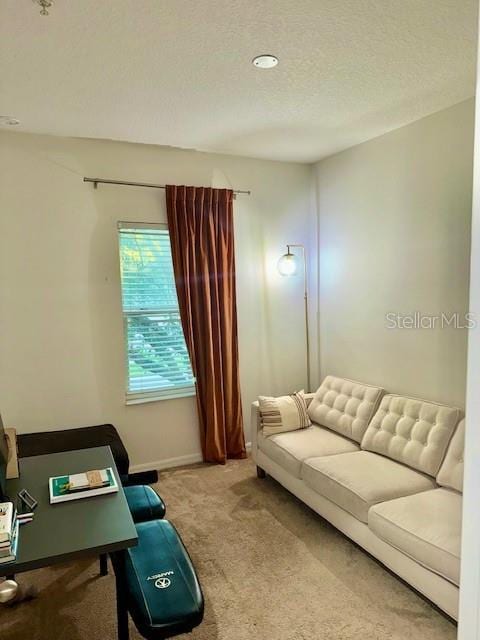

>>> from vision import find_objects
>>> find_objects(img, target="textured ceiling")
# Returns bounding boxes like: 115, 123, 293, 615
0, 0, 477, 162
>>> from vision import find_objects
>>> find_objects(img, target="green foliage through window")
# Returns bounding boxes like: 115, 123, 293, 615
118, 224, 194, 397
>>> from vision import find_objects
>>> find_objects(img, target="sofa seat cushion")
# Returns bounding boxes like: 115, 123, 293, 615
369, 488, 462, 585
302, 451, 436, 523
258, 425, 359, 478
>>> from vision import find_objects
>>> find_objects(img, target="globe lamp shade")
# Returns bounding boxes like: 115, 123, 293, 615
277, 252, 298, 276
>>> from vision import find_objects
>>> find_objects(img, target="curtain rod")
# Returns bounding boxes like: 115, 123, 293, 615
83, 177, 251, 196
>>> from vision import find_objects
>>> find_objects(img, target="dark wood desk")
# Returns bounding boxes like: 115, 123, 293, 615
2, 446, 137, 576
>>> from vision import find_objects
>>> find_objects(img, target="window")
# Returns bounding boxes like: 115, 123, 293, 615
118, 222, 195, 403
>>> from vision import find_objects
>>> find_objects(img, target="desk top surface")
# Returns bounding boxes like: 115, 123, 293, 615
2, 446, 137, 575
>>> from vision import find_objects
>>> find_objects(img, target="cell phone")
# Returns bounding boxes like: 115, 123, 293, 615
17, 489, 38, 511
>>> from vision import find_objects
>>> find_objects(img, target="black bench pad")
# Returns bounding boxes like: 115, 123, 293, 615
17, 424, 130, 480
125, 520, 204, 639
124, 485, 166, 523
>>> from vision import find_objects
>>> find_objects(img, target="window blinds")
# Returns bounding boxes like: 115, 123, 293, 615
118, 223, 194, 399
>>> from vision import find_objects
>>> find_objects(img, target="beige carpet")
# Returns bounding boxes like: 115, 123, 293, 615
0, 458, 456, 640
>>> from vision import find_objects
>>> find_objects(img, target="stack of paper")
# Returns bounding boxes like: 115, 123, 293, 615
49, 467, 118, 504
0, 502, 19, 565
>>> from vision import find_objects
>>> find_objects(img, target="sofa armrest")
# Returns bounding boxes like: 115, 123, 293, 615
250, 401, 261, 461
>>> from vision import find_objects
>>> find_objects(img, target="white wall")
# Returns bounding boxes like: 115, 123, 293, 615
315, 99, 474, 407
0, 131, 318, 469
1, 100, 472, 472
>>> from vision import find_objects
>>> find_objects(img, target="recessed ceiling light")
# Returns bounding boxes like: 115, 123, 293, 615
33, 0, 54, 16
252, 55, 279, 69
0, 116, 20, 126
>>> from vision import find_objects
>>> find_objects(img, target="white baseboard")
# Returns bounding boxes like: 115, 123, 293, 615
130, 442, 252, 474
130, 452, 203, 473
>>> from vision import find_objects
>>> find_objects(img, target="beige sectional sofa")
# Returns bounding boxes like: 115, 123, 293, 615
251, 375, 464, 619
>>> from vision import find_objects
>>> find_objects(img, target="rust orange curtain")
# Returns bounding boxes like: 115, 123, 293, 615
166, 185, 246, 464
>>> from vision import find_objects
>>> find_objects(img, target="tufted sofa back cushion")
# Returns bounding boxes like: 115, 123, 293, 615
437, 418, 465, 493
307, 376, 384, 443
361, 395, 461, 477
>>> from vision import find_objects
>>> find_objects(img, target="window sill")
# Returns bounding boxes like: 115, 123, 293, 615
125, 389, 196, 405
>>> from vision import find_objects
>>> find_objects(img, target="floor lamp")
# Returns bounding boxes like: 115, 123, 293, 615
277, 244, 311, 392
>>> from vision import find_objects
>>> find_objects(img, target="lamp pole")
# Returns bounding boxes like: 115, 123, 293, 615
282, 244, 310, 392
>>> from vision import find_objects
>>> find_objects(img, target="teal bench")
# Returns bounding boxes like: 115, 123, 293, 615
100, 485, 166, 576
115, 519, 204, 639
124, 485, 166, 523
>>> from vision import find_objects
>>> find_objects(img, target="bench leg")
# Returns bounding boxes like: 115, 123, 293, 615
113, 552, 129, 640
257, 466, 266, 479
99, 553, 108, 576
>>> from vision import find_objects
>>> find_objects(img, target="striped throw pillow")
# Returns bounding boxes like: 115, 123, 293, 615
259, 391, 312, 437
